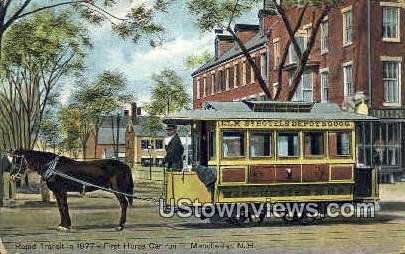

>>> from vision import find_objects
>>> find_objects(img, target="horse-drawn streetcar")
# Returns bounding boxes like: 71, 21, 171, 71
163, 101, 380, 224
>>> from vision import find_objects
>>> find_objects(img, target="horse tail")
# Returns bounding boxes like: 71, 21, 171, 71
126, 166, 134, 207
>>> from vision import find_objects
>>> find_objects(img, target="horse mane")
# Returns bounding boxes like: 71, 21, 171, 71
16, 149, 75, 164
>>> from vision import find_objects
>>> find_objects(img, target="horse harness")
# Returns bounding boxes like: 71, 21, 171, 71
12, 155, 159, 203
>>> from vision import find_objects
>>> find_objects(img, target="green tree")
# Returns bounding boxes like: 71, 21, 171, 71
0, 11, 86, 151
75, 71, 132, 158
188, 0, 340, 100
38, 113, 63, 153
142, 115, 164, 137
0, 0, 170, 59
147, 68, 190, 116
184, 50, 213, 70
59, 104, 93, 159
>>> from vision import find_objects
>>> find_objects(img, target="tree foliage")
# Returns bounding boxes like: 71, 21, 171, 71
142, 115, 164, 137
59, 104, 88, 159
0, 11, 87, 151
184, 50, 213, 70
147, 68, 190, 116
74, 70, 132, 157
59, 71, 131, 158
0, 0, 171, 53
38, 112, 63, 152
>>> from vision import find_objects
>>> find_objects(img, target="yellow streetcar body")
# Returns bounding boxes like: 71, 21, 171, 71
163, 101, 379, 208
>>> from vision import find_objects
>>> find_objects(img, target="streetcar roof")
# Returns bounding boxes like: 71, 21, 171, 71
163, 101, 379, 124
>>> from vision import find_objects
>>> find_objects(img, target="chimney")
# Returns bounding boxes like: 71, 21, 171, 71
258, 9, 277, 35
215, 34, 234, 59
234, 24, 260, 44
131, 102, 137, 124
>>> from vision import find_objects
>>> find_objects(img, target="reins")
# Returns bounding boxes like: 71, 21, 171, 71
10, 154, 30, 180
40, 156, 160, 203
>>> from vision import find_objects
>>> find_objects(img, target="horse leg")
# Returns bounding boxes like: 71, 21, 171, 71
114, 193, 128, 231
55, 192, 71, 231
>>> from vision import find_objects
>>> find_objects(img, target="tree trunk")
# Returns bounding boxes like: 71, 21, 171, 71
40, 180, 50, 203
94, 127, 99, 159
226, 27, 272, 99
82, 139, 87, 160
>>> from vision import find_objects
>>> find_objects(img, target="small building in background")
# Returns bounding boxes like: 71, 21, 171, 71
125, 103, 192, 168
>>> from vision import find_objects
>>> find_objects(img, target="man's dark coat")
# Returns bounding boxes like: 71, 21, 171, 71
164, 134, 184, 170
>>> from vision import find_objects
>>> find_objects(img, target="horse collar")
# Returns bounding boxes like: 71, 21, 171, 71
42, 156, 60, 181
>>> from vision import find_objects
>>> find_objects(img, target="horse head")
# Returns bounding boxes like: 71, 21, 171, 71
8, 149, 32, 181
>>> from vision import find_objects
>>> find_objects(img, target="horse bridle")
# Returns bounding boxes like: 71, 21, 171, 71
9, 154, 31, 181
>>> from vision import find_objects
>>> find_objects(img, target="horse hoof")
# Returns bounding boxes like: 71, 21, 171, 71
56, 226, 70, 232
115, 226, 124, 231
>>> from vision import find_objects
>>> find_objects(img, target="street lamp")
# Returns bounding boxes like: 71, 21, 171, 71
147, 144, 152, 180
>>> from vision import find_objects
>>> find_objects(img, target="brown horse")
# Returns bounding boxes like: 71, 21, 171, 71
9, 149, 134, 231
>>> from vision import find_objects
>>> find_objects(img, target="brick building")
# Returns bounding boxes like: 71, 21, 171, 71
191, 0, 405, 182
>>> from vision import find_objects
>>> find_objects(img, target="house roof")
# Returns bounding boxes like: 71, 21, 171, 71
191, 31, 268, 76
100, 116, 129, 128
97, 115, 129, 145
163, 101, 379, 125
98, 127, 126, 145
133, 116, 166, 137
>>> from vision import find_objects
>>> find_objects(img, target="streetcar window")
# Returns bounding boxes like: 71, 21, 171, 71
250, 132, 272, 157
277, 132, 299, 157
304, 132, 324, 156
222, 131, 245, 158
209, 130, 216, 160
329, 132, 351, 157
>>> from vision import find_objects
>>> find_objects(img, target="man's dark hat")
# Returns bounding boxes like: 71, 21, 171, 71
164, 124, 177, 130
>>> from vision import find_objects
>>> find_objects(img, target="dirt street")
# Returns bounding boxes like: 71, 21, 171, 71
1, 179, 405, 254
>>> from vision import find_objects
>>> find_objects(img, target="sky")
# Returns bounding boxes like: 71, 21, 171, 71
56, 0, 260, 106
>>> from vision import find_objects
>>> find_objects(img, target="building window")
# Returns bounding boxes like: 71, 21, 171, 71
342, 9, 353, 45
141, 140, 151, 149
209, 130, 216, 160
211, 73, 215, 95
292, 70, 313, 102
304, 132, 324, 156
382, 7, 400, 40
329, 132, 351, 157
277, 132, 300, 157
242, 61, 247, 85
274, 39, 280, 68
343, 63, 353, 97
196, 79, 200, 99
203, 77, 207, 97
383, 61, 401, 105
289, 36, 305, 64
222, 131, 245, 158
320, 69, 329, 102
250, 131, 272, 157
233, 63, 239, 88
225, 68, 230, 91
260, 52, 268, 82
155, 139, 163, 149
321, 20, 329, 53
218, 70, 224, 92
250, 58, 256, 84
